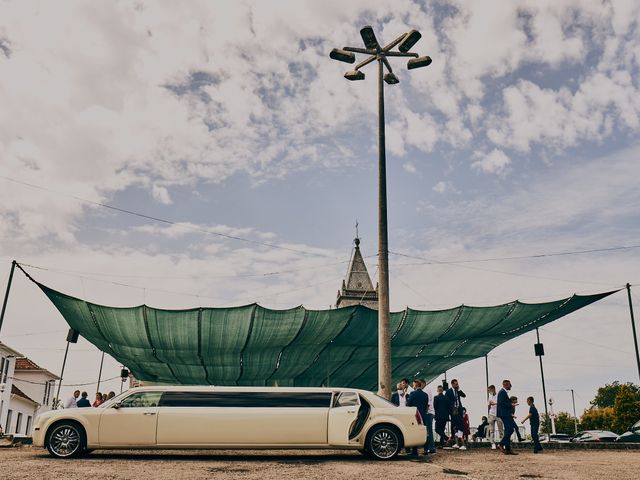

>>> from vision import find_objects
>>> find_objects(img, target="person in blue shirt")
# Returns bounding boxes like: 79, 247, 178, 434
522, 396, 543, 453
76, 391, 91, 408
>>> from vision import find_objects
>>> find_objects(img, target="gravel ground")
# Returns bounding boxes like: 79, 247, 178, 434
1, 446, 639, 480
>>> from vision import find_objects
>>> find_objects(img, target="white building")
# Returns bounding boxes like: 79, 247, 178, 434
0, 341, 59, 436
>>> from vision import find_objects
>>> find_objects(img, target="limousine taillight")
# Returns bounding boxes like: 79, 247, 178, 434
415, 410, 423, 425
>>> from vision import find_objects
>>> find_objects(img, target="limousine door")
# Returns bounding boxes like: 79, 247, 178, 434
99, 391, 161, 446
327, 391, 360, 446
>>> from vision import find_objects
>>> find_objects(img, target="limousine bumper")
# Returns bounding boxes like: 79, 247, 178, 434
402, 424, 428, 448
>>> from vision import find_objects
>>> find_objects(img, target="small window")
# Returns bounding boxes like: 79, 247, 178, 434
119, 391, 162, 408
26, 416, 32, 435
5, 410, 12, 434
333, 391, 360, 408
16, 413, 22, 434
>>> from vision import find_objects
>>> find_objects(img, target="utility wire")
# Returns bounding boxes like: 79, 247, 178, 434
0, 175, 337, 259
10, 375, 120, 387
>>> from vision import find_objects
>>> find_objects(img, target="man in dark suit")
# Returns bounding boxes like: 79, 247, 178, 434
497, 379, 518, 455
433, 384, 450, 447
391, 382, 410, 406
406, 379, 429, 455
445, 379, 467, 449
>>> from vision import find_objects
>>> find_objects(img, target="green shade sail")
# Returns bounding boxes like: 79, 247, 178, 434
37, 282, 617, 389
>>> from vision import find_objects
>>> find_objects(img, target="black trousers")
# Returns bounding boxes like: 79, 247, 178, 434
499, 416, 515, 450
531, 422, 542, 451
435, 418, 449, 445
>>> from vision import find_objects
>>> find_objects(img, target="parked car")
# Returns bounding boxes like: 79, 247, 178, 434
32, 386, 426, 460
616, 419, 640, 443
570, 430, 618, 442
539, 433, 572, 442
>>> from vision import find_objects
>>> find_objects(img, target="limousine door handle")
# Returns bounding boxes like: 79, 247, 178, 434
143, 412, 157, 416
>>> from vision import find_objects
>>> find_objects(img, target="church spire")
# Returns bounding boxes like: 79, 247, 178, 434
336, 234, 378, 309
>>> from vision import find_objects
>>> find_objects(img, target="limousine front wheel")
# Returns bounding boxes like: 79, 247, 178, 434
46, 421, 86, 459
366, 425, 402, 460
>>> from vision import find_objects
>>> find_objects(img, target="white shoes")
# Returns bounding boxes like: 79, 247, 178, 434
459, 446, 467, 450
491, 443, 497, 450
452, 444, 460, 449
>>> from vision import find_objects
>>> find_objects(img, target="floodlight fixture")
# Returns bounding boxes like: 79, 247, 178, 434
407, 55, 432, 70
383, 72, 399, 85
360, 25, 380, 50
398, 29, 422, 52
344, 70, 365, 81
329, 48, 356, 64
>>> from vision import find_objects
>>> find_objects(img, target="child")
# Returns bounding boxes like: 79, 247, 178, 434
521, 396, 543, 453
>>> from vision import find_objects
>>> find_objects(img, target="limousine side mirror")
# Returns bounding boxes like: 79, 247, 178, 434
113, 402, 123, 410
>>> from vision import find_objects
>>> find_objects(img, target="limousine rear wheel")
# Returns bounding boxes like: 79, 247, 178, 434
46, 421, 86, 459
366, 425, 402, 460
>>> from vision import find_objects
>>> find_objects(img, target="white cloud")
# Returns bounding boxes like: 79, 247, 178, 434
402, 162, 417, 174
151, 185, 172, 205
472, 148, 511, 175
432, 181, 458, 194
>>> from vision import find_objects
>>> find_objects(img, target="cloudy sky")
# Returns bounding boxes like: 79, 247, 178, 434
1, 0, 639, 425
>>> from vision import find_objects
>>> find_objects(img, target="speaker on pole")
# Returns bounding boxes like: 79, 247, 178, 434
534, 343, 545, 356
66, 328, 80, 343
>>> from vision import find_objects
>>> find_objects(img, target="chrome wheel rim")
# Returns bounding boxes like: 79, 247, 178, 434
49, 425, 80, 457
370, 428, 399, 459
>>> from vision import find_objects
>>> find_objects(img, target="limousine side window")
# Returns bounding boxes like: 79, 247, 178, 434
158, 391, 333, 408
118, 391, 162, 408
333, 391, 360, 408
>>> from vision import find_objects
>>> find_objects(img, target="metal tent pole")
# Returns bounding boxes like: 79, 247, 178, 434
535, 327, 550, 433
626, 283, 640, 381
484, 354, 489, 399
54, 340, 71, 409
570, 388, 578, 434
0, 260, 17, 337
96, 351, 105, 395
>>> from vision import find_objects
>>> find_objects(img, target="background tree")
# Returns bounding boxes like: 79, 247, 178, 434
580, 407, 614, 431
540, 411, 577, 435
611, 384, 640, 433
590, 381, 640, 408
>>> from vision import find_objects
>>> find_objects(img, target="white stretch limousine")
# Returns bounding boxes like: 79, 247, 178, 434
33, 386, 426, 460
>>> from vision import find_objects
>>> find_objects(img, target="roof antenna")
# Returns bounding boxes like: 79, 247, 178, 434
354, 220, 360, 246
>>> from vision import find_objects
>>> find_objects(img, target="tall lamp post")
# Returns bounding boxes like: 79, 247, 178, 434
330, 26, 432, 399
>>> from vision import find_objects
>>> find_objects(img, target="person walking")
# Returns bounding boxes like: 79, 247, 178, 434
63, 390, 80, 409
510, 396, 524, 442
445, 379, 467, 450
497, 379, 517, 455
406, 379, 429, 455
433, 384, 450, 448
76, 391, 91, 407
487, 385, 503, 449
522, 396, 543, 453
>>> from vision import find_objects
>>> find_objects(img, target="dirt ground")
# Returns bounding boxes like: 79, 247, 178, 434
1, 446, 639, 480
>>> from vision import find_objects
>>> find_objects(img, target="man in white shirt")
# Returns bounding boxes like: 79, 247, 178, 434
421, 380, 436, 453
487, 384, 504, 449
64, 390, 80, 409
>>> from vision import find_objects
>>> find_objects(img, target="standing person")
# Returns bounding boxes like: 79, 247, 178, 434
406, 379, 429, 455
400, 378, 414, 394
433, 385, 450, 448
510, 396, 524, 442
76, 392, 91, 408
391, 382, 410, 406
487, 385, 503, 449
445, 379, 467, 450
462, 408, 471, 443
521, 397, 543, 453
93, 392, 103, 407
497, 380, 517, 455
421, 380, 436, 454
107, 391, 116, 400
64, 390, 80, 409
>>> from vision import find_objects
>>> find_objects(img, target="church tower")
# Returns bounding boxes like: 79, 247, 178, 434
336, 236, 378, 309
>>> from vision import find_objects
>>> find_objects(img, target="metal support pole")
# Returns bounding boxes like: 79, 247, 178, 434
570, 388, 578, 434
484, 354, 490, 399
377, 57, 391, 400
54, 341, 71, 409
536, 328, 550, 432
0, 260, 17, 337
626, 283, 640, 382
96, 351, 105, 395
